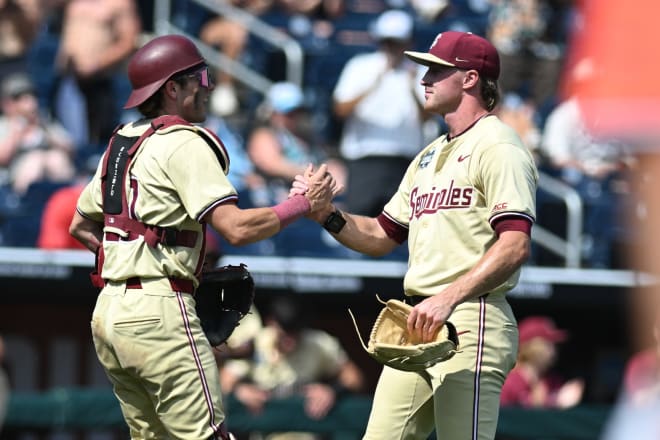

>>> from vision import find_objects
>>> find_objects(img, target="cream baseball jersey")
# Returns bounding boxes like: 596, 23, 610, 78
76, 120, 237, 285
383, 115, 538, 297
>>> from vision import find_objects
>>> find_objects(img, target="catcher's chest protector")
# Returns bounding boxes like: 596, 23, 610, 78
91, 115, 229, 287
99, 115, 230, 241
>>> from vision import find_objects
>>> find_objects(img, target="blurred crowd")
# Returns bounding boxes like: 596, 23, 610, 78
217, 295, 365, 440
0, 0, 638, 268
1, 1, 658, 438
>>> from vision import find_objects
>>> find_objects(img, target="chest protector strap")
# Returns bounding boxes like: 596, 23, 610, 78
99, 115, 201, 248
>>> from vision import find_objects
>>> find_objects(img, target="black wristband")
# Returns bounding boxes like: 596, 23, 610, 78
322, 209, 346, 234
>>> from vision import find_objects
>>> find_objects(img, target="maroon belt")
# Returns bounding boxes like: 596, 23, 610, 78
105, 229, 198, 248
124, 276, 195, 294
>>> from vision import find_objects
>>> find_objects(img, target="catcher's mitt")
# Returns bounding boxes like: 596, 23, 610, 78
349, 296, 460, 372
195, 264, 255, 347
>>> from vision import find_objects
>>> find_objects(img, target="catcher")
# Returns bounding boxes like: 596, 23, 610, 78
69, 34, 340, 440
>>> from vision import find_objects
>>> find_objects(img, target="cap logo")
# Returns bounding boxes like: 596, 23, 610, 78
455, 57, 469, 62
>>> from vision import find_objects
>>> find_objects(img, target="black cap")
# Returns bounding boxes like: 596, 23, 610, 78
1, 73, 35, 99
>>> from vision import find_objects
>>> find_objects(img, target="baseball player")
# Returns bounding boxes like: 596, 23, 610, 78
68, 34, 339, 440
294, 31, 538, 439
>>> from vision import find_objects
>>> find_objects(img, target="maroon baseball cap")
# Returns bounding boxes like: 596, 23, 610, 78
405, 31, 500, 79
518, 316, 568, 344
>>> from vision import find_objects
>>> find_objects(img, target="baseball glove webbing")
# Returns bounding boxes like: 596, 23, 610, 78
349, 295, 460, 372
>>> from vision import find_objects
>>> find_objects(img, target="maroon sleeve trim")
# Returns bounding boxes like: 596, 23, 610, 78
76, 207, 102, 222
492, 216, 532, 237
377, 213, 408, 244
197, 195, 239, 222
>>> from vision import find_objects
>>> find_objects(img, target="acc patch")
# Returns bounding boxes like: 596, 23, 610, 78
492, 202, 508, 212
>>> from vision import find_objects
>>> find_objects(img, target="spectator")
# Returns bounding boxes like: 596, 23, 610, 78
332, 9, 425, 216
494, 92, 542, 164
37, 180, 87, 249
486, 0, 574, 111
540, 58, 635, 268
273, 0, 346, 64
262, 0, 345, 46
204, 114, 266, 208
221, 295, 364, 439
409, 0, 450, 23
0, 0, 42, 81
214, 304, 263, 363
252, 1, 346, 148
54, 0, 141, 145
274, 0, 345, 38
36, 159, 99, 250
275, 0, 344, 17
247, 81, 346, 206
0, 72, 75, 195
500, 316, 584, 408
199, 0, 274, 116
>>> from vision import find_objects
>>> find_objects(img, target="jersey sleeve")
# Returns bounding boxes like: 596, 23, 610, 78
475, 142, 538, 225
166, 134, 238, 222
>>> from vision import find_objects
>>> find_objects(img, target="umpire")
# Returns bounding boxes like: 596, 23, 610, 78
69, 34, 338, 440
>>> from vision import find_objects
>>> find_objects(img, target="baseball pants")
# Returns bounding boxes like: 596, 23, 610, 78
363, 294, 518, 440
91, 280, 226, 440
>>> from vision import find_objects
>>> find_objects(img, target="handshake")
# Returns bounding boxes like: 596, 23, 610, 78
289, 163, 344, 222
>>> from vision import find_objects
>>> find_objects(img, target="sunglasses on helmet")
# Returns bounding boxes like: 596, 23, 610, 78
179, 65, 213, 88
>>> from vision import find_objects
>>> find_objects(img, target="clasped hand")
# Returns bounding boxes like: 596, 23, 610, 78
291, 163, 343, 213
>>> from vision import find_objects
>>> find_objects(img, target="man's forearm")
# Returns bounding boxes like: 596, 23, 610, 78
318, 210, 398, 257
448, 231, 530, 305
69, 211, 103, 252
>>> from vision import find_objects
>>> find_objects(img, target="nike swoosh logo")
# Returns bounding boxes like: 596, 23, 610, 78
458, 154, 470, 162
455, 57, 469, 62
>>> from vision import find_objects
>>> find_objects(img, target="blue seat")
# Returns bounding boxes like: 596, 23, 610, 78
1, 181, 69, 247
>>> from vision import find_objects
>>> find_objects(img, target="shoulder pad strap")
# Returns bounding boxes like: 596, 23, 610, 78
195, 126, 230, 175
154, 123, 230, 175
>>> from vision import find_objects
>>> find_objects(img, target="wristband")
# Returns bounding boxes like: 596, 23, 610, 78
272, 195, 311, 228
323, 209, 346, 234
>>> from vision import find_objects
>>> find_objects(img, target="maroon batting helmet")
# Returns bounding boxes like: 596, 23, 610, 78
124, 34, 205, 109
